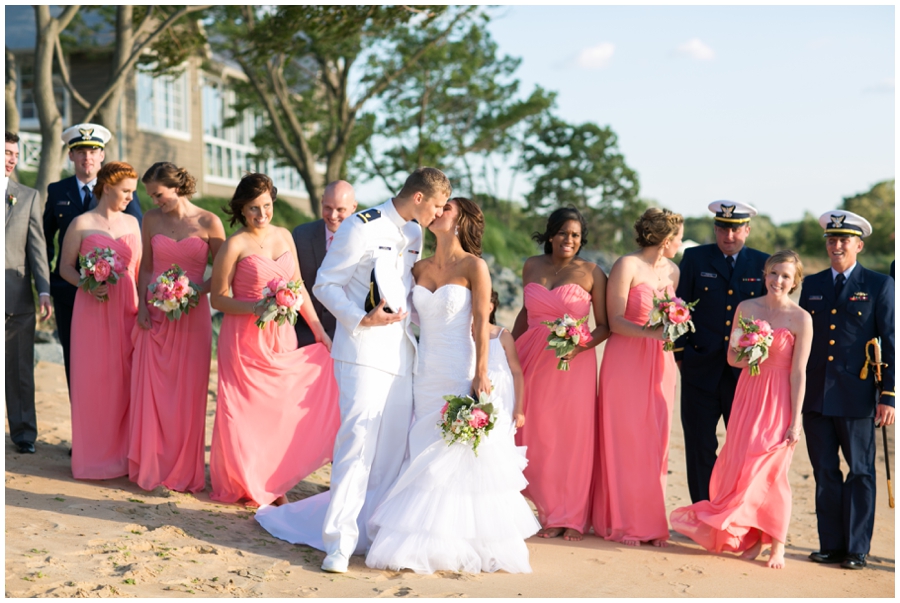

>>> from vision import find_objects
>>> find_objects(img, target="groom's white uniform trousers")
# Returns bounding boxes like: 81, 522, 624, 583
313, 199, 422, 558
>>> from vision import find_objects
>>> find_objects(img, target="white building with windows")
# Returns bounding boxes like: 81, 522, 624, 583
6, 6, 313, 213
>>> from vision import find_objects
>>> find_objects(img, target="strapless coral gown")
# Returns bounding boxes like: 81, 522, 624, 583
128, 235, 211, 493
592, 283, 676, 543
670, 328, 797, 551
514, 282, 597, 533
70, 232, 140, 479
209, 252, 340, 506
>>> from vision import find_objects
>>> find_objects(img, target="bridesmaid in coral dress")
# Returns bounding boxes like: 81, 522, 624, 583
129, 163, 226, 493
209, 173, 340, 507
592, 208, 683, 547
512, 207, 609, 541
58, 162, 142, 479
670, 250, 812, 568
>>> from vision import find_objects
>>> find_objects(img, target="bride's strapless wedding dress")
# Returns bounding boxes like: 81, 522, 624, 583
365, 284, 540, 574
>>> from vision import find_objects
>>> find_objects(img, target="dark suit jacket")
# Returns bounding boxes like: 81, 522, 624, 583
43, 175, 143, 286
799, 264, 895, 417
675, 243, 770, 392
5, 180, 51, 314
292, 219, 336, 347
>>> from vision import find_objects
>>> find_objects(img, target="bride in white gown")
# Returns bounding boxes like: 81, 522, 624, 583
256, 197, 538, 573
365, 197, 539, 574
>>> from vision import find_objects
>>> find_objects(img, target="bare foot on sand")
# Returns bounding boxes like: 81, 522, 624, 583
650, 539, 669, 548
563, 528, 583, 541
767, 540, 786, 569
623, 538, 641, 547
537, 527, 565, 539
740, 537, 763, 561
272, 495, 289, 506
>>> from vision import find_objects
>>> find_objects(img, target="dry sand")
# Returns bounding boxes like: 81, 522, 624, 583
5, 317, 895, 598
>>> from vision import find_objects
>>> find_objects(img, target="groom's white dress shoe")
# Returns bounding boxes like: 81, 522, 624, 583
321, 551, 349, 573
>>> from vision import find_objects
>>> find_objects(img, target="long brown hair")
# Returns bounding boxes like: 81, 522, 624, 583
224, 173, 277, 227
452, 197, 484, 257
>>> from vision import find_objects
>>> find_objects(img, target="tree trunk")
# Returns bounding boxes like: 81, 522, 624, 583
5, 47, 20, 136
33, 6, 73, 201
98, 6, 134, 162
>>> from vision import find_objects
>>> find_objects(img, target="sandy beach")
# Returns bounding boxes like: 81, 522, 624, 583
5, 325, 895, 598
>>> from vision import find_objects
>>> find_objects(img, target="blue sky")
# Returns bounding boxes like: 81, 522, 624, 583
360, 5, 894, 224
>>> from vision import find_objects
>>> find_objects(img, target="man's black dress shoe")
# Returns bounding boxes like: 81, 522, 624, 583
809, 550, 845, 564
15, 442, 35, 454
841, 553, 867, 570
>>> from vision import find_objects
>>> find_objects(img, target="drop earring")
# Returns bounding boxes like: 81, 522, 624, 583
455, 226, 459, 236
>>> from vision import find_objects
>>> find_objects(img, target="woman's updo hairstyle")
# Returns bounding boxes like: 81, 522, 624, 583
764, 249, 804, 294
224, 173, 277, 227
633, 207, 684, 248
141, 161, 197, 198
532, 206, 588, 255
93, 161, 138, 200
452, 197, 484, 258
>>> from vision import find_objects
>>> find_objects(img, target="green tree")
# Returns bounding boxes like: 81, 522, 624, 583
354, 18, 553, 202
520, 114, 642, 252
842, 180, 895, 256
208, 5, 477, 217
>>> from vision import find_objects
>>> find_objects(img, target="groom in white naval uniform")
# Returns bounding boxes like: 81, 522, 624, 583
314, 167, 452, 573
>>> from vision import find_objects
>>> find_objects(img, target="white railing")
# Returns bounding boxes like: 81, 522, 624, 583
203, 135, 309, 199
16, 131, 74, 172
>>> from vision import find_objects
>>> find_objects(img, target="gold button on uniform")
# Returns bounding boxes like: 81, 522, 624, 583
828, 356, 834, 361
830, 325, 836, 330
704, 287, 708, 291
728, 289, 733, 295
724, 336, 729, 341
750, 292, 755, 296
829, 340, 835, 345
726, 320, 731, 326
726, 305, 732, 311
811, 310, 815, 315
831, 309, 837, 315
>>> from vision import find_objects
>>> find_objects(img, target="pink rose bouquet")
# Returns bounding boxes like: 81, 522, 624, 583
730, 314, 775, 376
644, 291, 699, 351
148, 264, 201, 321
542, 314, 593, 371
77, 246, 121, 302
254, 278, 304, 329
437, 391, 498, 456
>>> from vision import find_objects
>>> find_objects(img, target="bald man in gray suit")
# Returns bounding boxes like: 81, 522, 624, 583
292, 181, 357, 347
5, 132, 52, 454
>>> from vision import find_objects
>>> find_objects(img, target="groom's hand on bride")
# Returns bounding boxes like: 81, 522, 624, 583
360, 299, 407, 328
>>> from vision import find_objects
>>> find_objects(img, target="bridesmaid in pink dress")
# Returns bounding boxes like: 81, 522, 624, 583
58, 162, 142, 479
209, 173, 340, 507
670, 250, 812, 568
592, 208, 683, 546
129, 163, 226, 493
512, 207, 609, 541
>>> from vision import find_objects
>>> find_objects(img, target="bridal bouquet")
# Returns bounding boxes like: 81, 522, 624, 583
730, 314, 775, 376
254, 277, 303, 329
542, 314, 593, 371
77, 246, 121, 302
645, 292, 698, 352
438, 391, 499, 456
148, 265, 201, 321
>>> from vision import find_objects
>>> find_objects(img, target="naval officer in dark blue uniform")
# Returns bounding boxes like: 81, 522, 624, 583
801, 210, 894, 570
674, 201, 769, 503
43, 123, 143, 385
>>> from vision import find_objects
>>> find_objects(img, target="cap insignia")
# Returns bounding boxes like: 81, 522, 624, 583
831, 214, 845, 228
720, 204, 735, 218
78, 127, 94, 141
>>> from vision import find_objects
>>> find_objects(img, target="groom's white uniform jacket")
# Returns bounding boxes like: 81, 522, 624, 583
313, 199, 421, 376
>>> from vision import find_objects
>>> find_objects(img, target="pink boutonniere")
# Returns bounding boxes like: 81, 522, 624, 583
7, 194, 17, 206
